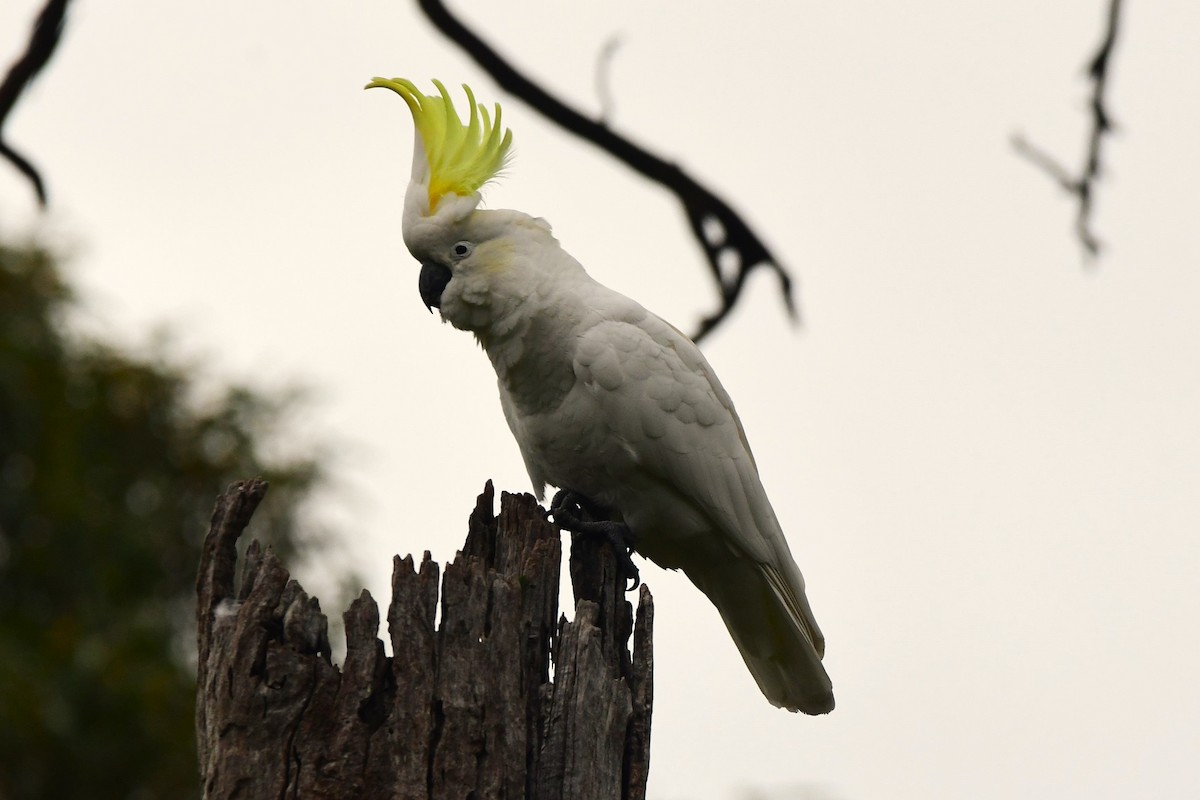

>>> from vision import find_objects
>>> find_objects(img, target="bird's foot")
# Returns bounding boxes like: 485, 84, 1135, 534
549, 489, 640, 591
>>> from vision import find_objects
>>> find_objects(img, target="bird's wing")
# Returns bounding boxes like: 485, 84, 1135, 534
572, 309, 778, 567
567, 300, 833, 712
573, 308, 826, 663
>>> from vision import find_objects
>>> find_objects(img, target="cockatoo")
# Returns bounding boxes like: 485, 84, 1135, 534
367, 78, 834, 715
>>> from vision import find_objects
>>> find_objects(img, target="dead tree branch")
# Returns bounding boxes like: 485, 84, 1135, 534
0, 0, 71, 207
414, 0, 797, 343
1013, 0, 1124, 259
196, 478, 654, 800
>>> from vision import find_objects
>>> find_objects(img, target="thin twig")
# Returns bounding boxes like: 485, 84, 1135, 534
1013, 0, 1123, 259
415, 0, 797, 343
595, 34, 623, 126
0, 0, 71, 208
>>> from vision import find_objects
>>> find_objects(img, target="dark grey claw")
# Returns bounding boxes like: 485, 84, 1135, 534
549, 489, 640, 591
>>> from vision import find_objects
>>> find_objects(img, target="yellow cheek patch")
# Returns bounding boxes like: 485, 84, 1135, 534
475, 239, 517, 274
366, 77, 513, 211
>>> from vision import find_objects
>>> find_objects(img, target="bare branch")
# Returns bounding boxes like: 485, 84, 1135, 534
0, 0, 71, 208
1013, 0, 1124, 259
414, 0, 797, 343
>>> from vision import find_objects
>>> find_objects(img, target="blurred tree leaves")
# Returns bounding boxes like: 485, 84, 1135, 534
0, 240, 328, 798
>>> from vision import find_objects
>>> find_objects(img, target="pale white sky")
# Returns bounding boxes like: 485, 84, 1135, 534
3, 1, 1198, 798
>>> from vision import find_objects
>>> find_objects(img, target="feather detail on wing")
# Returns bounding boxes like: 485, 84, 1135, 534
562, 305, 833, 713
762, 563, 826, 659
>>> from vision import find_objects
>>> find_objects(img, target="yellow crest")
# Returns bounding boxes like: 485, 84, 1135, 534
366, 77, 512, 211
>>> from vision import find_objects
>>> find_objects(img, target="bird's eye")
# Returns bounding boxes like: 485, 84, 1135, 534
451, 241, 473, 260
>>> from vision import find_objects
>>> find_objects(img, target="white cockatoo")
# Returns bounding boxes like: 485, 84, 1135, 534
367, 78, 834, 714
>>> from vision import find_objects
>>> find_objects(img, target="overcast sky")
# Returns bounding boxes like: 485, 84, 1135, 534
3, 1, 1198, 798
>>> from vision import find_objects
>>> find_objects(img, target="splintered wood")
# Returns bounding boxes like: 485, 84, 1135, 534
195, 479, 652, 800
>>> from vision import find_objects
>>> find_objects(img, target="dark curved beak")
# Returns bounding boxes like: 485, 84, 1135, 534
418, 261, 452, 312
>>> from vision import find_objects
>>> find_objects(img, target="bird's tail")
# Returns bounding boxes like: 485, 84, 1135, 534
685, 553, 834, 715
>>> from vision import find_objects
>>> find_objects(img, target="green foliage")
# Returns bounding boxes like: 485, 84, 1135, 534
0, 241, 325, 798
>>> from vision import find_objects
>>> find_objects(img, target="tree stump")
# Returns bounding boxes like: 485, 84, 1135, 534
195, 478, 653, 800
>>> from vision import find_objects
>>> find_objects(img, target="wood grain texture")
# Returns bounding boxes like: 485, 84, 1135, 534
195, 479, 653, 799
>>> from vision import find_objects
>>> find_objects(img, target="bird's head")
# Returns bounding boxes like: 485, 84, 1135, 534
368, 77, 552, 331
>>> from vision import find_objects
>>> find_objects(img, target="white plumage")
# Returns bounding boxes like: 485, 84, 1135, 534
372, 78, 834, 714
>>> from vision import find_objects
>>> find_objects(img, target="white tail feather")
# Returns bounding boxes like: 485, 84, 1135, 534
685, 555, 834, 714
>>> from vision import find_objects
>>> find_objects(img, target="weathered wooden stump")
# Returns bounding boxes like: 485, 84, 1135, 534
195, 479, 653, 800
